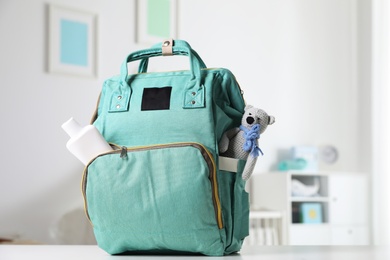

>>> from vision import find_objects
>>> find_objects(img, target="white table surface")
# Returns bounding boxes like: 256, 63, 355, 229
1, 245, 389, 260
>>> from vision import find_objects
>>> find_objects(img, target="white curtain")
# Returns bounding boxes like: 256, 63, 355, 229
372, 0, 390, 245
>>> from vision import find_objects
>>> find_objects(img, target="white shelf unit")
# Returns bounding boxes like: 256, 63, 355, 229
245, 210, 287, 246
250, 171, 370, 245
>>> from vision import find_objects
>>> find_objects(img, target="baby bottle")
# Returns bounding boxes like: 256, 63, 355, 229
62, 117, 113, 165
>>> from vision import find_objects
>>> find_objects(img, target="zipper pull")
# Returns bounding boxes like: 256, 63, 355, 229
120, 146, 128, 159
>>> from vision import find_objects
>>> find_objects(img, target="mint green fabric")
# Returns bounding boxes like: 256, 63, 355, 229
85, 40, 248, 256
218, 160, 249, 254
86, 145, 224, 255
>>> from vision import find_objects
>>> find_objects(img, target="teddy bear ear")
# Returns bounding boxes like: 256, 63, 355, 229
244, 105, 253, 111
268, 116, 275, 125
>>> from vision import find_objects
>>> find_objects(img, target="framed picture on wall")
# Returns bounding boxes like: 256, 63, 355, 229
136, 0, 177, 45
47, 4, 97, 77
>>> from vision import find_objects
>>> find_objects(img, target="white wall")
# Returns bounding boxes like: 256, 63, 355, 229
180, 0, 364, 172
0, 0, 136, 243
371, 0, 389, 245
0, 0, 370, 243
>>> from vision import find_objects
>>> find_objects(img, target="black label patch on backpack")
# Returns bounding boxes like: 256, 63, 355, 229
141, 87, 172, 111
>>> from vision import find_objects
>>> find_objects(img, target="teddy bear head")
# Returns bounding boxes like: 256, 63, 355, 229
242, 105, 275, 134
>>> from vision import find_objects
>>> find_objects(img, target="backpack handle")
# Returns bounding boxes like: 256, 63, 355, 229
120, 40, 204, 83
110, 40, 206, 113
137, 40, 207, 73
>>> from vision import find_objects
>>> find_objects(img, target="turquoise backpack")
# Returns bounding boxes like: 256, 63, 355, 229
82, 40, 249, 256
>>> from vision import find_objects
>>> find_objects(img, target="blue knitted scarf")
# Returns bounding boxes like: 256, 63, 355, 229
239, 124, 263, 157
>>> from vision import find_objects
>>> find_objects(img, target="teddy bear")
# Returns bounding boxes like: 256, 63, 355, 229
219, 105, 275, 180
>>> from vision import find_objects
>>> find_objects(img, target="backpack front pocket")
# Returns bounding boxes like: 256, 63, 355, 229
82, 143, 224, 255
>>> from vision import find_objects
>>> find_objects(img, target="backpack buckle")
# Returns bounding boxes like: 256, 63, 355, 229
162, 39, 173, 56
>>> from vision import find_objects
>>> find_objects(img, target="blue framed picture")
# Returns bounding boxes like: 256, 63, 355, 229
48, 4, 97, 77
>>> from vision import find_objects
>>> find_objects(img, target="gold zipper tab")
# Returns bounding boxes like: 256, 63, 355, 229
120, 146, 128, 158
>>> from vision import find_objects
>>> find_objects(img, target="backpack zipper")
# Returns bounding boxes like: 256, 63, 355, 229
81, 142, 223, 229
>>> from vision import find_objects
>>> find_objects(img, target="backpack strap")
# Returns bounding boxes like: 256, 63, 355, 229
138, 40, 207, 73
108, 40, 205, 113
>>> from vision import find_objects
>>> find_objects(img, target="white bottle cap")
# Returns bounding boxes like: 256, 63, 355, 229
62, 117, 83, 138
